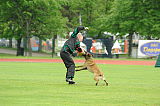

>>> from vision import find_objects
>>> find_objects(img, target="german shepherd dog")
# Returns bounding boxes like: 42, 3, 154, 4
76, 51, 108, 86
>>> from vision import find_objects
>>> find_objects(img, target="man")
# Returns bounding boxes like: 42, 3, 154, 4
60, 26, 88, 84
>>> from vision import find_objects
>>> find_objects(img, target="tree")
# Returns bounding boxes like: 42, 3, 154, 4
59, 0, 114, 37
99, 0, 160, 57
86, 0, 114, 36
137, 0, 160, 39
0, 0, 67, 56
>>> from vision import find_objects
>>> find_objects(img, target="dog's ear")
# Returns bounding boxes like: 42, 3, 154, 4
84, 51, 87, 54
80, 51, 87, 56
87, 53, 92, 57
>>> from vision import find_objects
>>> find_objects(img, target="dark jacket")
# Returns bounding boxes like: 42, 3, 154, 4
61, 26, 85, 54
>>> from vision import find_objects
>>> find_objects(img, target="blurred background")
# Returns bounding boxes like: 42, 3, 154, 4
0, 0, 159, 58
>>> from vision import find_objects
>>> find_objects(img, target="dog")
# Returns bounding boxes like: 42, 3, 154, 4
76, 51, 108, 86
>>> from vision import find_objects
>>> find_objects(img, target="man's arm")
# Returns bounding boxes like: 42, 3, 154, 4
71, 26, 85, 38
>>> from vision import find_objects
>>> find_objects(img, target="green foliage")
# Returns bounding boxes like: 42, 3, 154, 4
101, 0, 160, 38
0, 0, 159, 39
59, 0, 113, 37
0, 0, 67, 39
138, 0, 160, 38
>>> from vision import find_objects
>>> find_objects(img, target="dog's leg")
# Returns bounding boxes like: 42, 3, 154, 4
95, 81, 99, 86
102, 77, 108, 86
104, 80, 108, 86
94, 76, 99, 86
75, 65, 84, 68
75, 67, 87, 71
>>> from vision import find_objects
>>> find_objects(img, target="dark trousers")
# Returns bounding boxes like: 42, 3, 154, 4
60, 51, 75, 79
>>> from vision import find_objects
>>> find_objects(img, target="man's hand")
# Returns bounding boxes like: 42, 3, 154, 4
85, 27, 89, 30
72, 52, 77, 57
77, 47, 82, 52
76, 47, 85, 56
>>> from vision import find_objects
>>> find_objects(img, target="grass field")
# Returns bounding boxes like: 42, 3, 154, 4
0, 53, 157, 61
0, 62, 160, 106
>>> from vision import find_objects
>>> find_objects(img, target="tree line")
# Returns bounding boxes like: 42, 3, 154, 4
0, 0, 159, 56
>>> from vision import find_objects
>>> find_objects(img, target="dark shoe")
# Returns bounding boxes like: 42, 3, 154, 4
66, 78, 75, 84
68, 80, 75, 84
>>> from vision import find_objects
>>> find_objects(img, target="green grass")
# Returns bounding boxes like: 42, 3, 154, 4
0, 53, 157, 61
0, 53, 54, 59
0, 53, 16, 57
0, 62, 160, 106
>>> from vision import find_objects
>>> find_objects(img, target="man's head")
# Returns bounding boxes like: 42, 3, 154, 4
77, 33, 83, 42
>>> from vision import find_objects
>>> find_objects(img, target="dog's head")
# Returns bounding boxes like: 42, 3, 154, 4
77, 50, 93, 59
81, 51, 92, 60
